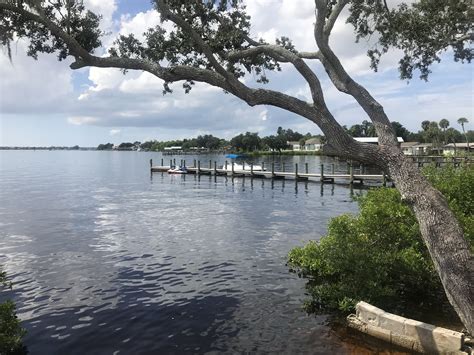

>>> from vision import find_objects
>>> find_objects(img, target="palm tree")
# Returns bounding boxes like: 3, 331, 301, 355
457, 117, 469, 148
439, 119, 450, 145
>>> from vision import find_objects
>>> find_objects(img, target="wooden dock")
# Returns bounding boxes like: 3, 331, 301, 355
149, 159, 392, 186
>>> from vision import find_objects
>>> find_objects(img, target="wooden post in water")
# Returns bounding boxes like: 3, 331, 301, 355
232, 161, 235, 174
170, 159, 173, 168
183, 159, 186, 167
209, 160, 212, 169
150, 159, 153, 169
282, 162, 285, 172
197, 160, 201, 174
320, 164, 324, 182
359, 163, 363, 174
161, 158, 163, 166
383, 173, 387, 187
271, 162, 275, 178
262, 161, 265, 171
250, 163, 254, 175
225, 161, 228, 171
349, 164, 354, 184
173, 158, 176, 166
243, 162, 245, 171
305, 162, 309, 174
193, 159, 196, 168
295, 163, 299, 179
214, 161, 217, 174
331, 163, 335, 175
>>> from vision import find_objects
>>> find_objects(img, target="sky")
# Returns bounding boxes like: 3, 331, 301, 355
0, 0, 472, 147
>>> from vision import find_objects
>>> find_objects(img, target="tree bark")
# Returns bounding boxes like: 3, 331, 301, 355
376, 147, 474, 334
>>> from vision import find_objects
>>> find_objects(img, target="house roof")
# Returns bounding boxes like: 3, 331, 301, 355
305, 137, 321, 144
401, 142, 419, 147
444, 143, 472, 148
287, 141, 301, 145
354, 137, 405, 143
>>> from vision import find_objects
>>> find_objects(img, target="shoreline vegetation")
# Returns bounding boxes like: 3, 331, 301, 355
0, 269, 26, 354
2, 120, 471, 154
287, 165, 473, 328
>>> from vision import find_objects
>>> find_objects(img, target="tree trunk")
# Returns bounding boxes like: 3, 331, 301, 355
376, 146, 474, 334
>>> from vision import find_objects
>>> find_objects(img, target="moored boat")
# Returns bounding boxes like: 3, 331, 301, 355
168, 166, 188, 174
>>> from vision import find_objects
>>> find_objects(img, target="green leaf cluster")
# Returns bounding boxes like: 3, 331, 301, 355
288, 165, 474, 315
0, 0, 103, 61
0, 268, 26, 354
347, 0, 473, 80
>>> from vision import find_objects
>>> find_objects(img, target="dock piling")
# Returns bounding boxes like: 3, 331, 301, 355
295, 163, 299, 179
150, 159, 153, 169
271, 162, 275, 178
170, 159, 173, 168
305, 163, 309, 174
320, 164, 324, 182
214, 161, 217, 174
197, 160, 201, 174
161, 158, 163, 166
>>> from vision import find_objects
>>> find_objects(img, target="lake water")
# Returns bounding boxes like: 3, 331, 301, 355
0, 151, 389, 354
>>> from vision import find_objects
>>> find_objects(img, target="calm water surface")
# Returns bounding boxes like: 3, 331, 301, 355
0, 151, 385, 354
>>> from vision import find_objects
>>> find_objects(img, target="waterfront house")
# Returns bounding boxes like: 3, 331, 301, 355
401, 142, 420, 155
287, 141, 302, 151
442, 143, 473, 155
304, 137, 323, 151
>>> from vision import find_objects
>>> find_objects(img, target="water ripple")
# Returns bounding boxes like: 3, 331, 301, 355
0, 151, 377, 354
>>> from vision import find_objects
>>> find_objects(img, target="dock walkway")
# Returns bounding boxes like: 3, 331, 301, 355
150, 159, 392, 186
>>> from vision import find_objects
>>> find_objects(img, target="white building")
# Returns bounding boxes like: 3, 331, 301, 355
304, 137, 323, 151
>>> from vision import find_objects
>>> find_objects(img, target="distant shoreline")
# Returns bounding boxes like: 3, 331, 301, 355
0, 147, 323, 155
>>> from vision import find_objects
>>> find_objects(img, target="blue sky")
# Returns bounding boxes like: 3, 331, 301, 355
0, 0, 472, 147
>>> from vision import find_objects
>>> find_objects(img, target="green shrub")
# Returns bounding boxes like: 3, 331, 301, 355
288, 165, 473, 316
0, 269, 26, 355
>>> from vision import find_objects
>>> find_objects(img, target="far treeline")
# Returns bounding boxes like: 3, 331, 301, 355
97, 119, 472, 152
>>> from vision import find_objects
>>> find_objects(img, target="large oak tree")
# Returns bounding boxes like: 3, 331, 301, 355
0, 0, 472, 334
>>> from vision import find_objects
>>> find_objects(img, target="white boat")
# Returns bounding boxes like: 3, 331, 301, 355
221, 162, 264, 171
168, 166, 188, 174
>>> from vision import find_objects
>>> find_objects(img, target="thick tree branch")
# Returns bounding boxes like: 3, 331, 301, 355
314, 0, 398, 147
324, 0, 349, 37
227, 45, 325, 107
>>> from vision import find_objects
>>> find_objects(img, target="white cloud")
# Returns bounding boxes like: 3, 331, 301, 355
0, 40, 74, 114
83, 0, 117, 32
119, 10, 163, 41
68, 116, 98, 125
109, 129, 121, 136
